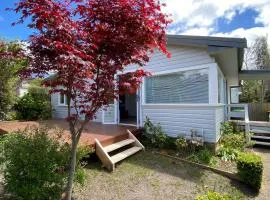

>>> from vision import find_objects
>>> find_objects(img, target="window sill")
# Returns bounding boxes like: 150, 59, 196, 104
142, 104, 225, 108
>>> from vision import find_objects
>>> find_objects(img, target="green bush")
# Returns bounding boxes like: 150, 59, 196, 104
221, 121, 235, 135
236, 152, 263, 191
196, 191, 229, 200
15, 90, 51, 120
216, 146, 238, 161
175, 136, 188, 151
0, 126, 93, 200
142, 117, 169, 148
187, 148, 214, 165
220, 133, 250, 151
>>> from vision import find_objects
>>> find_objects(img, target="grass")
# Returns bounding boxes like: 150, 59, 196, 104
73, 151, 254, 200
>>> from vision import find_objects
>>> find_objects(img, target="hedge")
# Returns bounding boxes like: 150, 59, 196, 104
237, 152, 263, 191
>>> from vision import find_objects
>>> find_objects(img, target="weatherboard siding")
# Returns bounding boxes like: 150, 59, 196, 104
125, 45, 215, 73
50, 45, 225, 144
103, 104, 116, 124
215, 106, 225, 142
51, 93, 68, 119
141, 105, 223, 143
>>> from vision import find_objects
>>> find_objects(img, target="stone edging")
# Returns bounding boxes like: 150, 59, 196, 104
154, 151, 242, 182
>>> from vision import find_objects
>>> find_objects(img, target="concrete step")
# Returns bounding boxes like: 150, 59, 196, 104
111, 146, 142, 164
104, 139, 135, 153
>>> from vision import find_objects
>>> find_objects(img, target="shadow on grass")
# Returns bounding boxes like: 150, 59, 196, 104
85, 150, 259, 199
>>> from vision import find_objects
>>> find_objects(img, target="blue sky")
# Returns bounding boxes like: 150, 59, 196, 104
1, 0, 270, 45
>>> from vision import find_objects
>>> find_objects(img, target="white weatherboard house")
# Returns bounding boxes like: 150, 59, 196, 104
51, 35, 248, 145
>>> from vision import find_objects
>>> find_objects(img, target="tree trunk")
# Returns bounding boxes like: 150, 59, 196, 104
66, 134, 78, 200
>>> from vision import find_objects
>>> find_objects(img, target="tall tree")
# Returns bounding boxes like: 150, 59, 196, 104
12, 0, 171, 199
241, 36, 270, 103
254, 36, 270, 70
0, 41, 27, 120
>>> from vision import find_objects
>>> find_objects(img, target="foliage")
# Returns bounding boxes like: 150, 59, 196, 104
220, 121, 236, 135
0, 126, 93, 199
196, 191, 229, 200
187, 148, 215, 165
216, 146, 238, 161
15, 88, 51, 120
0, 127, 67, 200
220, 133, 249, 151
241, 35, 270, 103
236, 152, 263, 191
28, 78, 49, 94
0, 40, 27, 120
175, 136, 188, 151
142, 117, 170, 148
12, 0, 171, 198
240, 80, 262, 103
217, 122, 254, 162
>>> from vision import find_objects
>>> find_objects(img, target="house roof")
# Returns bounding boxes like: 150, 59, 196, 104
166, 34, 247, 48
167, 34, 247, 71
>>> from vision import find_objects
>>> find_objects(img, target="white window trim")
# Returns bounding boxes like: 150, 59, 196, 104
58, 93, 68, 106
142, 63, 215, 106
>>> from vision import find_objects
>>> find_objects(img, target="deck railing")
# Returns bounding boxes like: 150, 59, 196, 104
227, 104, 250, 136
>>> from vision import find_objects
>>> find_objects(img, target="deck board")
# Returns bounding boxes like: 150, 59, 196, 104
0, 120, 138, 147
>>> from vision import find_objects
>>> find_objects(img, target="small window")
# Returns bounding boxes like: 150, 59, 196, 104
59, 93, 68, 105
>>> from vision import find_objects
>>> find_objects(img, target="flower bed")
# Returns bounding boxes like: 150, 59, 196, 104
141, 119, 263, 190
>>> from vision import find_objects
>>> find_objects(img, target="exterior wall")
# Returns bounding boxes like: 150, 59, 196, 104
142, 104, 223, 143
50, 44, 226, 143
215, 106, 225, 142
125, 45, 215, 73
51, 93, 68, 119
103, 104, 116, 124
92, 109, 102, 122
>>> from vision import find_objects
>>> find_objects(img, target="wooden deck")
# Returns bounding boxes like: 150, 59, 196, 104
0, 120, 139, 147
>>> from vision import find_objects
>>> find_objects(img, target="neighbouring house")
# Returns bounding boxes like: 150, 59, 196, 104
16, 78, 32, 97
50, 35, 249, 145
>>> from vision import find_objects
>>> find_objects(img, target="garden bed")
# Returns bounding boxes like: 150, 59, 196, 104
140, 119, 263, 191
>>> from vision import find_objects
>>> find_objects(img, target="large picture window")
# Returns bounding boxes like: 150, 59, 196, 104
145, 69, 209, 104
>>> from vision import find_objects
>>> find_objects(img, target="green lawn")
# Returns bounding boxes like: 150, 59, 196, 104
73, 151, 254, 200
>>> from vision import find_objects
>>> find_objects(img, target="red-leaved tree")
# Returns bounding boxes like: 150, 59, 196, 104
13, 0, 171, 199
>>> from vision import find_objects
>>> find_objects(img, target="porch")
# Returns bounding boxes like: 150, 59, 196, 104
0, 120, 139, 147
227, 104, 270, 146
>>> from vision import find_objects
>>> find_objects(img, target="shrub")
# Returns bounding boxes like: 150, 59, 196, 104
142, 117, 169, 148
196, 191, 229, 200
175, 136, 188, 151
15, 90, 51, 120
187, 147, 214, 165
216, 146, 238, 161
236, 152, 263, 191
221, 121, 236, 135
0, 126, 93, 200
220, 133, 249, 151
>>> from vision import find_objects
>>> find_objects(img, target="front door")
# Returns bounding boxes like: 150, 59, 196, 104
118, 92, 137, 126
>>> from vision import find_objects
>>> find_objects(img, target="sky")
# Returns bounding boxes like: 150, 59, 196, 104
0, 0, 270, 46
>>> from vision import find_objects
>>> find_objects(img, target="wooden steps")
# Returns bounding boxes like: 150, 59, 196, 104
104, 139, 135, 153
95, 129, 144, 171
250, 128, 270, 146
111, 146, 142, 163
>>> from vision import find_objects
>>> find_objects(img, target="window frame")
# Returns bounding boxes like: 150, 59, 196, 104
218, 68, 226, 104
58, 93, 68, 106
142, 65, 210, 105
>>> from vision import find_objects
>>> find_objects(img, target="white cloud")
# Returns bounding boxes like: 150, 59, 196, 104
162, 0, 270, 45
